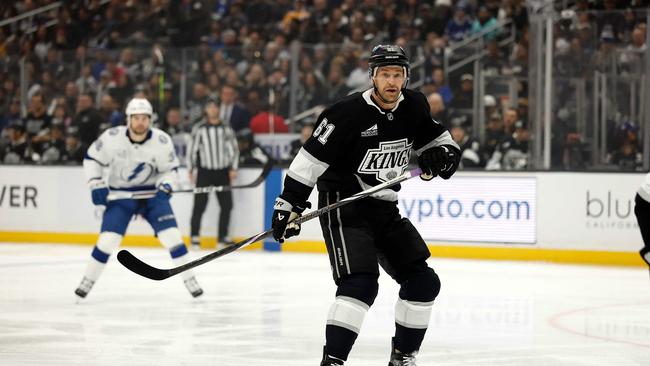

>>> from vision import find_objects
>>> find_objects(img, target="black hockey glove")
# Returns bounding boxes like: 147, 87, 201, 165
418, 145, 461, 180
272, 197, 311, 243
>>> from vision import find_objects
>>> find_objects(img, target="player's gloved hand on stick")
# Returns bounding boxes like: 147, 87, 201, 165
89, 179, 109, 206
418, 145, 461, 180
155, 182, 173, 201
272, 197, 311, 243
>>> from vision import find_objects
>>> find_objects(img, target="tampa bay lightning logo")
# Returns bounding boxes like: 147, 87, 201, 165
121, 162, 155, 183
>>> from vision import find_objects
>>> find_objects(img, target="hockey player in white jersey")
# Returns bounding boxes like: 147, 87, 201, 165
74, 97, 203, 299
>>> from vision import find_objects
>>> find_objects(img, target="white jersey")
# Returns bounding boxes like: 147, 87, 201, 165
638, 172, 650, 202
84, 126, 180, 195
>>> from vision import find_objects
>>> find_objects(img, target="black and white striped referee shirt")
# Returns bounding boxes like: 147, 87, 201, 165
187, 120, 239, 171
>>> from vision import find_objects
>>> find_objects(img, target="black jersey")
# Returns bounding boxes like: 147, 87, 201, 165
282, 89, 458, 205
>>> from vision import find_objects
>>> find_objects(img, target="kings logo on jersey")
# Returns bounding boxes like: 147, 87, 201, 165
358, 139, 412, 182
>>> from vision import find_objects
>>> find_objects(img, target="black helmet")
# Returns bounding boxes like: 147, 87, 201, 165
368, 44, 410, 78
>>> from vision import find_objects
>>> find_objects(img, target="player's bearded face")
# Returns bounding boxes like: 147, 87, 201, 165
373, 66, 405, 103
129, 114, 151, 135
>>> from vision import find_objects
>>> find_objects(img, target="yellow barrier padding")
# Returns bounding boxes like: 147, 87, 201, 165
276, 239, 646, 267
0, 231, 644, 267
0, 231, 261, 251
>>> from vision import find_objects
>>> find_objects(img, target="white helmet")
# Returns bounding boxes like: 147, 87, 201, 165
125, 97, 153, 118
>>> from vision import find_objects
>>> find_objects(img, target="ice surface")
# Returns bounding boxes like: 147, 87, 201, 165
0, 243, 648, 366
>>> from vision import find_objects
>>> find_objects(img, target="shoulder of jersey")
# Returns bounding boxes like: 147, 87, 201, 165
151, 127, 172, 145
322, 91, 366, 119
104, 126, 126, 139
402, 88, 428, 105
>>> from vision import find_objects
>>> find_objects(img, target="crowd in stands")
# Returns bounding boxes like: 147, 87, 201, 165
0, 0, 647, 171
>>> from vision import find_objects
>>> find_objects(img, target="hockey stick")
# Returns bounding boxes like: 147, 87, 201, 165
107, 160, 273, 201
117, 167, 423, 280
641, 247, 650, 279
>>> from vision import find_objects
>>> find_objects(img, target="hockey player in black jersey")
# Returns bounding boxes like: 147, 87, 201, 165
271, 45, 461, 366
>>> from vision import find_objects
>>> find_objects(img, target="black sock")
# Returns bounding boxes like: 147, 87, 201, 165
325, 325, 359, 361
394, 323, 427, 354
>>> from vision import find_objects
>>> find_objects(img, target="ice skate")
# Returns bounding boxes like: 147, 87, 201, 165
320, 347, 344, 365
217, 237, 235, 249
74, 276, 95, 299
191, 236, 200, 252
184, 276, 204, 298
388, 338, 418, 366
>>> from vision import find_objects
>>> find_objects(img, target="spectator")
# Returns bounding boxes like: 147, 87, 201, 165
23, 93, 52, 151
297, 71, 326, 111
445, 3, 472, 43
51, 102, 72, 128
219, 84, 251, 132
428, 67, 453, 105
1, 122, 30, 164
75, 65, 97, 96
483, 40, 505, 75
503, 108, 519, 135
268, 68, 291, 117
483, 111, 504, 161
486, 120, 529, 171
237, 128, 273, 167
249, 102, 289, 134
186, 82, 209, 125
325, 64, 350, 103
427, 92, 449, 126
98, 95, 124, 129
484, 95, 497, 119
422, 34, 446, 73
619, 27, 646, 76
451, 125, 483, 168
1, 97, 22, 134
39, 124, 66, 164
160, 107, 192, 166
346, 52, 371, 90
71, 93, 103, 152
450, 73, 474, 110
289, 122, 314, 159
62, 133, 84, 164
472, 6, 498, 40
95, 70, 116, 108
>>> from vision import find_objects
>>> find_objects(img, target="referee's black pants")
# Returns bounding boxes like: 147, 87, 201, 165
634, 194, 650, 266
190, 168, 232, 240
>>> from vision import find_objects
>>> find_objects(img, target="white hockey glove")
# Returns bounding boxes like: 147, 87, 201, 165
88, 179, 109, 206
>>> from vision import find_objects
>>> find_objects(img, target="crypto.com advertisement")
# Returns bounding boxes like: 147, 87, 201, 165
398, 175, 537, 244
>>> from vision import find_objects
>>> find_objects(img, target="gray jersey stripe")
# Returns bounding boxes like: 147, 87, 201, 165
326, 319, 360, 334
415, 130, 459, 155
394, 319, 429, 330
336, 192, 351, 275
401, 299, 435, 307
337, 296, 370, 310
326, 194, 341, 279
287, 169, 315, 187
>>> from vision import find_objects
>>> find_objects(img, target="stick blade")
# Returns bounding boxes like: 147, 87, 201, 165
117, 250, 171, 281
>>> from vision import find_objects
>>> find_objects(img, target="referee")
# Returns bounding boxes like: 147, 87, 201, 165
187, 99, 239, 250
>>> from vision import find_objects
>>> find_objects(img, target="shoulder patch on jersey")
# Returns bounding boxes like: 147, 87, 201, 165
159, 134, 169, 144
108, 127, 119, 136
